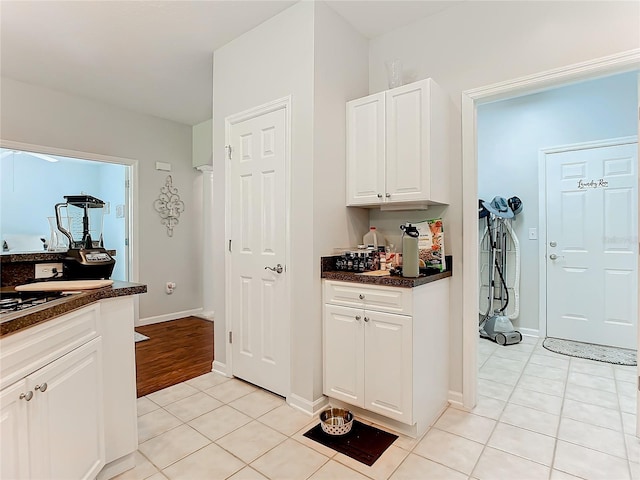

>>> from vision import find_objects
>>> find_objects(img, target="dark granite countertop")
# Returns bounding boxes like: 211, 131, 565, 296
1, 250, 116, 263
321, 255, 452, 288
0, 281, 147, 337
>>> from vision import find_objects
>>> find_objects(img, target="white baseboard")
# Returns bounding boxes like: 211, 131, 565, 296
137, 308, 204, 326
195, 311, 215, 321
287, 393, 327, 417
519, 327, 540, 338
448, 390, 463, 407
212, 360, 229, 377
97, 452, 136, 480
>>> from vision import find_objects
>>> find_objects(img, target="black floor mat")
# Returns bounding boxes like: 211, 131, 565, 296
303, 420, 398, 466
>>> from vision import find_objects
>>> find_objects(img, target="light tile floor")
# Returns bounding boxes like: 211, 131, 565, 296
117, 336, 638, 480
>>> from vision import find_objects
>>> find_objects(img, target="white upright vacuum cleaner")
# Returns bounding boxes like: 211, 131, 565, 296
478, 196, 523, 346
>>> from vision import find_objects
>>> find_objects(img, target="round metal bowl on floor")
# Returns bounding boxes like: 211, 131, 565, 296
319, 408, 354, 436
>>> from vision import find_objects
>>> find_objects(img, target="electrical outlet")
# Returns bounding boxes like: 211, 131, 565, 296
165, 282, 176, 294
35, 263, 63, 279
528, 228, 538, 240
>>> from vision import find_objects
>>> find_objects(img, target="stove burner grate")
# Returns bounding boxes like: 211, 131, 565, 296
0, 291, 74, 315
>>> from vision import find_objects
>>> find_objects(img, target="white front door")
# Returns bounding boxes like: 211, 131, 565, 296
228, 104, 289, 397
546, 142, 638, 349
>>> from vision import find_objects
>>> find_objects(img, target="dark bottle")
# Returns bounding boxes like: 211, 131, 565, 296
346, 253, 353, 271
353, 254, 360, 272
358, 253, 366, 272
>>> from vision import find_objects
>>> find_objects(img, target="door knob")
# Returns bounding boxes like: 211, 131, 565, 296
264, 264, 283, 274
385, 193, 391, 198
20, 391, 33, 401
549, 254, 564, 260
377, 193, 383, 199
355, 315, 361, 321
35, 383, 48, 393
549, 241, 557, 247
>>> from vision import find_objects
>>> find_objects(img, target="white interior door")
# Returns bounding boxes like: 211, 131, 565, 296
546, 142, 638, 349
228, 105, 289, 397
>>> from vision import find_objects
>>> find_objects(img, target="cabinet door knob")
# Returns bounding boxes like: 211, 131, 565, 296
377, 193, 383, 199
385, 193, 391, 198
35, 383, 48, 393
355, 315, 361, 321
20, 391, 33, 401
358, 294, 365, 300
364, 317, 370, 323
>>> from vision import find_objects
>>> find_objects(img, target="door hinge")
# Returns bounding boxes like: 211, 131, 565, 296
225, 145, 233, 160
125, 179, 130, 189
228, 239, 232, 252
229, 331, 233, 344
124, 238, 129, 246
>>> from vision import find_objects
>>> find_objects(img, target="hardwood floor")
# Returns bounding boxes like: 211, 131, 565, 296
135, 316, 214, 397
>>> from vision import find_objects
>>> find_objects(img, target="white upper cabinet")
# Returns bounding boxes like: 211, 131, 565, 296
346, 93, 386, 205
346, 78, 449, 208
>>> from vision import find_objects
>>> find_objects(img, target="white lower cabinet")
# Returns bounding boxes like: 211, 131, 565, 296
324, 305, 412, 424
1, 379, 30, 480
323, 279, 450, 436
1, 338, 104, 480
0, 296, 137, 480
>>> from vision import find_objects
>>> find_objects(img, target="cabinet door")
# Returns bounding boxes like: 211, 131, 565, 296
0, 379, 30, 480
29, 337, 105, 480
385, 80, 430, 203
323, 304, 365, 407
346, 93, 386, 206
364, 311, 413, 424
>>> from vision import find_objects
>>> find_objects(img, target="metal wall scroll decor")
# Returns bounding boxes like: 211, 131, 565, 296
153, 175, 185, 237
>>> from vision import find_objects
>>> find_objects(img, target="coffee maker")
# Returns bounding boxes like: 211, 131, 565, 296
55, 195, 115, 280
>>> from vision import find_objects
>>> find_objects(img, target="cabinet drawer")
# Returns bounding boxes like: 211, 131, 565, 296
324, 281, 412, 315
0, 304, 100, 390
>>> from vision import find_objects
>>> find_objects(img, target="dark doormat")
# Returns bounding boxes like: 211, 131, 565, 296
303, 420, 398, 466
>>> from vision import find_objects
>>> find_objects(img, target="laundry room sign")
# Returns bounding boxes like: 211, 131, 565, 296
577, 178, 609, 189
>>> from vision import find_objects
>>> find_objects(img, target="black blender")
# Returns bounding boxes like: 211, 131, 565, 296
55, 195, 115, 279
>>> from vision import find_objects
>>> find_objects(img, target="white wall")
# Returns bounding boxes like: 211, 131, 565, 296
368, 0, 640, 395
478, 72, 638, 332
0, 78, 202, 320
212, 0, 316, 389
312, 1, 369, 403
212, 0, 369, 407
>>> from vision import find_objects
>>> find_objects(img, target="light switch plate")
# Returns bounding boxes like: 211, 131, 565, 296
528, 228, 538, 240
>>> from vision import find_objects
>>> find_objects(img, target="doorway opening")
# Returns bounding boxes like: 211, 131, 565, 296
0, 144, 136, 282
461, 51, 640, 409
477, 72, 638, 348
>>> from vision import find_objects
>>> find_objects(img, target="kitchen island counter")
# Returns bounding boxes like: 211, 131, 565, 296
0, 280, 146, 337
321, 255, 452, 288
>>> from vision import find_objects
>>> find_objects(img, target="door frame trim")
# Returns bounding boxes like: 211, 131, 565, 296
537, 136, 638, 339
461, 49, 640, 409
224, 96, 292, 396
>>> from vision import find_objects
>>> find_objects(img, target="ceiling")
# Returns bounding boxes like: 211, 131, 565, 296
0, 1, 459, 126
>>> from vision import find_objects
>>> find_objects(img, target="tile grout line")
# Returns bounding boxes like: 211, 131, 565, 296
546, 350, 571, 479
467, 338, 541, 477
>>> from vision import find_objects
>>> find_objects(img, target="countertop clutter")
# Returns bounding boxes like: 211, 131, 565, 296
321, 255, 452, 288
0, 280, 147, 336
